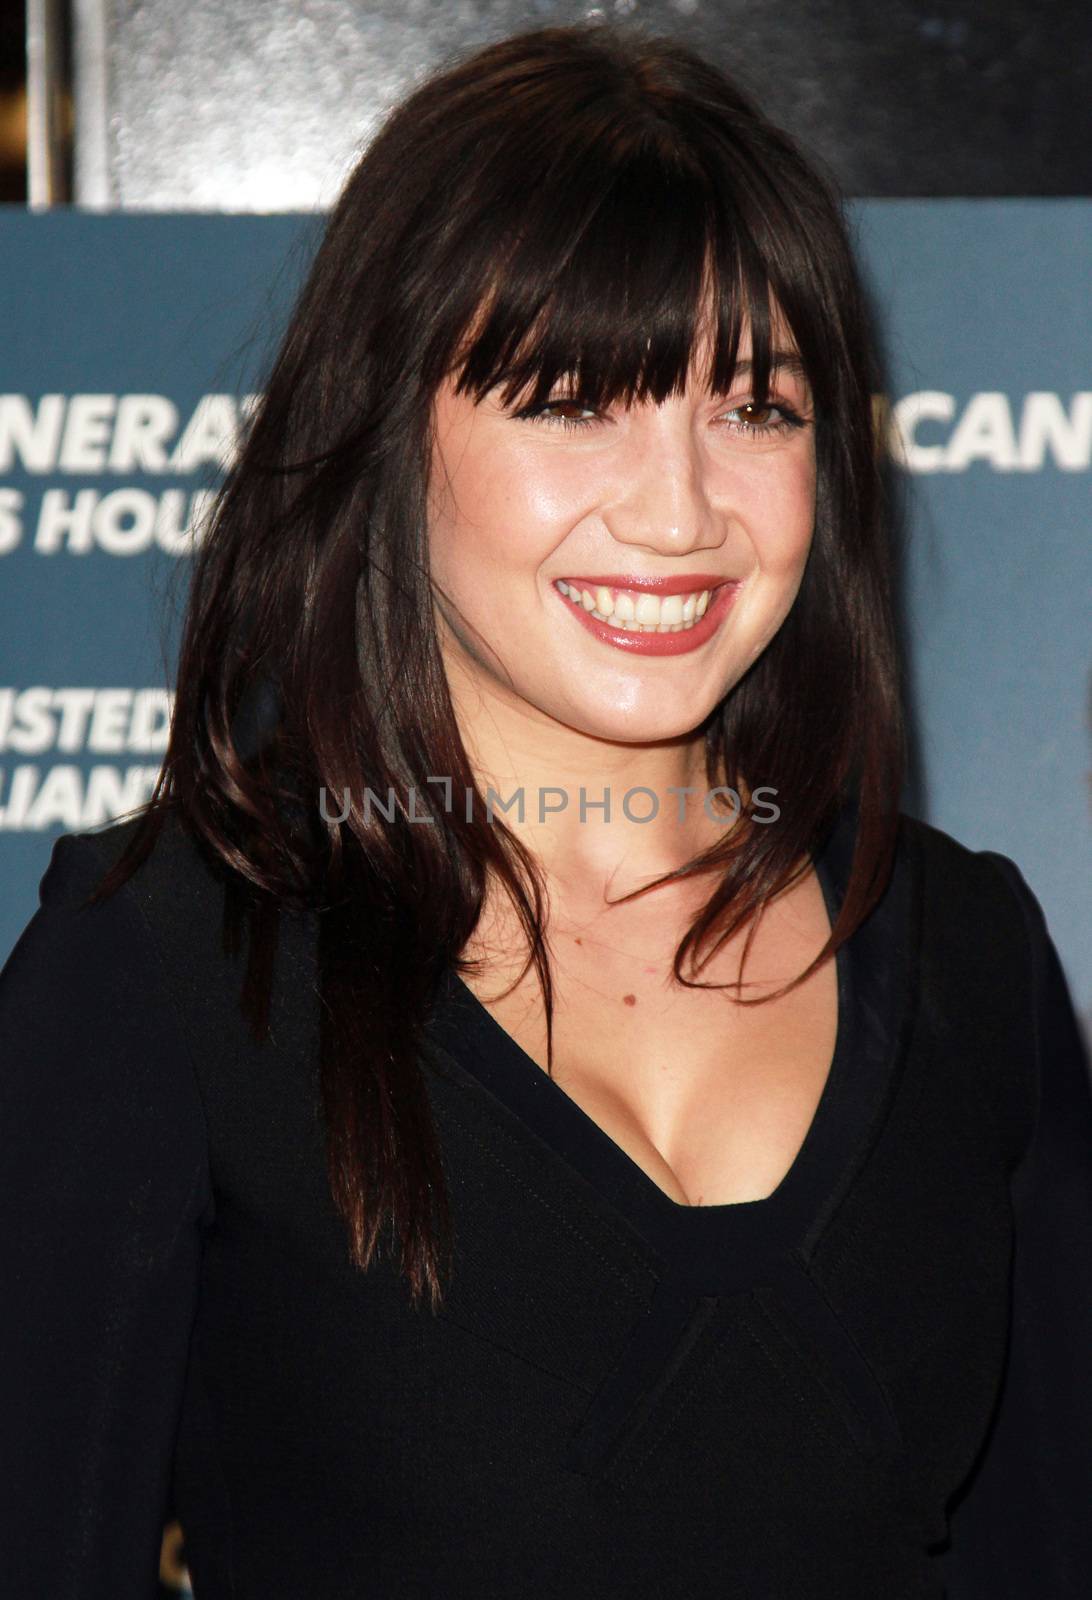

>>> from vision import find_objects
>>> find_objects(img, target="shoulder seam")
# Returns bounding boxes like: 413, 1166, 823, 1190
975, 849, 1043, 1176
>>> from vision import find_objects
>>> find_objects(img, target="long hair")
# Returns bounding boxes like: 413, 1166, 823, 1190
90, 21, 906, 1311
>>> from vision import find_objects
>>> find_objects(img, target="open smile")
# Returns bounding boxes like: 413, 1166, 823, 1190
552, 577, 741, 656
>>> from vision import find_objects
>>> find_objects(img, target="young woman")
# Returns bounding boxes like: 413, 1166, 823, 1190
2, 21, 1090, 1599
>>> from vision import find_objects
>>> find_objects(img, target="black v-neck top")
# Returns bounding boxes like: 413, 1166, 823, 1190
2, 801, 1092, 1599
428, 804, 872, 1279
423, 806, 903, 1486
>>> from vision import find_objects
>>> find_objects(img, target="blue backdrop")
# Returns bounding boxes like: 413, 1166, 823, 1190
2, 203, 1089, 1040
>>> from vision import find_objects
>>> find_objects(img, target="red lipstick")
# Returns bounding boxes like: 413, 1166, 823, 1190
553, 577, 741, 657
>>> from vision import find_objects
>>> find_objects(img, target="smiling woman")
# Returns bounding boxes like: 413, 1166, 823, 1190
429, 326, 817, 688
2, 18, 1092, 1600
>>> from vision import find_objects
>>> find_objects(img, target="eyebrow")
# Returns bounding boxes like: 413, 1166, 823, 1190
730, 351, 807, 379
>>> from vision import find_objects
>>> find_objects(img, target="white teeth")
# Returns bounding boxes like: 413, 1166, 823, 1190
556, 580, 717, 632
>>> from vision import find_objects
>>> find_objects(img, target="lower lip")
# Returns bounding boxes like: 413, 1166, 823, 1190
554, 582, 741, 656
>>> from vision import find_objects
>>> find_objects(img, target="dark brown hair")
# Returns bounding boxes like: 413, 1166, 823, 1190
91, 21, 905, 1311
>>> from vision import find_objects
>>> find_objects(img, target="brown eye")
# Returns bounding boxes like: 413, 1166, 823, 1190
514, 395, 600, 430
720, 400, 806, 439
542, 399, 596, 423
736, 402, 777, 427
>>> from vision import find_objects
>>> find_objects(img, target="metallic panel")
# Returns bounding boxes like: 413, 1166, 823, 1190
70, 0, 1092, 210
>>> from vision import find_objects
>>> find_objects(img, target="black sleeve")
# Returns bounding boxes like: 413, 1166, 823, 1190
938, 850, 1092, 1598
0, 832, 213, 1598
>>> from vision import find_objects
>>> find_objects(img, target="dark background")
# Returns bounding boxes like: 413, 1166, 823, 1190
2, 1, 1092, 205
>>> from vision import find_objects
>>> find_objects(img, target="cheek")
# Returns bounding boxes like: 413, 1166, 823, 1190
446, 458, 585, 596
751, 454, 816, 573
484, 447, 586, 546
443, 438, 557, 536
428, 452, 510, 592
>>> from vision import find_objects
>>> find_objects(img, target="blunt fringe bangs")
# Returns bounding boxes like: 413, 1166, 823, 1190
88, 20, 906, 1311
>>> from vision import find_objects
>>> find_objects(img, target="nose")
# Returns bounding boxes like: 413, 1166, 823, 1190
600, 407, 727, 558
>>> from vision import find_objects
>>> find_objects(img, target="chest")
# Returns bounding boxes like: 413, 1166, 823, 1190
181, 829, 1025, 1585
458, 867, 839, 1207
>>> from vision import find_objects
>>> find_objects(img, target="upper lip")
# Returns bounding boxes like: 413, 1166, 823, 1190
557, 573, 737, 596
